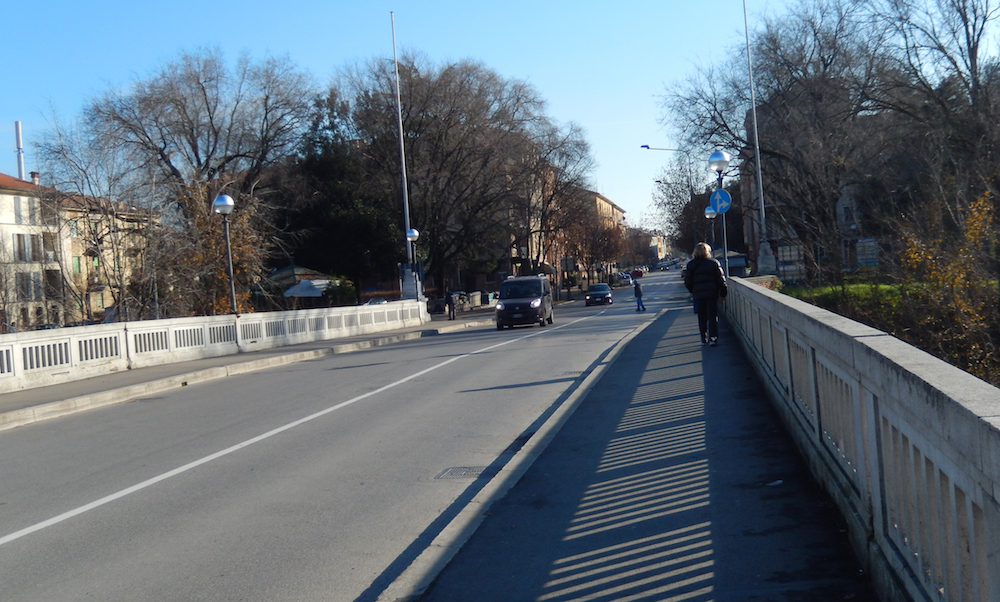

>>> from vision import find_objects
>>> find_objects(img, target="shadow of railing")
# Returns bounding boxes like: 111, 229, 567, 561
417, 293, 876, 601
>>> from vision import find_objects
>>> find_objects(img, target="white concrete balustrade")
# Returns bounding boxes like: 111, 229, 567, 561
0, 300, 428, 394
726, 278, 1000, 602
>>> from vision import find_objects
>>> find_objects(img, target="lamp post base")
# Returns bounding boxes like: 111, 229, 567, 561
756, 239, 777, 276
401, 266, 423, 300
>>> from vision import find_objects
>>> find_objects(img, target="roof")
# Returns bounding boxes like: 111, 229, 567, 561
0, 172, 41, 194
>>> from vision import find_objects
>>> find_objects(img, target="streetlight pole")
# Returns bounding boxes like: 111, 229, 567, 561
391, 12, 421, 300
704, 206, 717, 248
212, 194, 238, 314
641, 145, 697, 254
708, 151, 731, 278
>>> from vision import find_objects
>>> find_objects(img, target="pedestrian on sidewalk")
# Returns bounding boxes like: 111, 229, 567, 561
634, 280, 646, 312
445, 291, 456, 320
684, 242, 727, 345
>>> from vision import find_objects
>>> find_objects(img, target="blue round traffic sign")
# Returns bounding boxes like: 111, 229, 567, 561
710, 189, 732, 214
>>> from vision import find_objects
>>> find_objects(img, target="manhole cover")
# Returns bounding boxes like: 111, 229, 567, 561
435, 466, 487, 480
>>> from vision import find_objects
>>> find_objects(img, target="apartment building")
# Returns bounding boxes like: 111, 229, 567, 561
0, 172, 64, 330
59, 193, 149, 323
0, 171, 149, 329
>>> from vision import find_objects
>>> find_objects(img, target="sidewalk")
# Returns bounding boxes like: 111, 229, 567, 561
0, 306, 495, 432
413, 300, 880, 601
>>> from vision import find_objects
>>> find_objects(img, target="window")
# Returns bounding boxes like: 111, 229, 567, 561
15, 273, 29, 301
72, 256, 81, 274
14, 234, 25, 261
92, 255, 101, 268
31, 272, 42, 301
15, 272, 41, 301
14, 234, 41, 262
13, 197, 21, 225
69, 220, 79, 238
42, 233, 58, 262
44, 270, 62, 300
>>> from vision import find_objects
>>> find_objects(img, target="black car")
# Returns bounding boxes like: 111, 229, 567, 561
584, 283, 613, 306
495, 276, 554, 329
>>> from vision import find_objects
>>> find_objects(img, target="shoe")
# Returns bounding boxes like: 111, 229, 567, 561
709, 339, 718, 346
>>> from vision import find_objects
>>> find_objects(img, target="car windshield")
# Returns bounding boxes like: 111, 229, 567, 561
587, 284, 611, 292
499, 281, 542, 299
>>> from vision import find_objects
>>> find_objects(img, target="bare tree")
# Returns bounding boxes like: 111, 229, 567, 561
60, 48, 316, 315
663, 0, 895, 283
566, 210, 626, 285
337, 53, 594, 291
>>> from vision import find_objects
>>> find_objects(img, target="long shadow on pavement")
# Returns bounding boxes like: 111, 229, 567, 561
417, 301, 879, 601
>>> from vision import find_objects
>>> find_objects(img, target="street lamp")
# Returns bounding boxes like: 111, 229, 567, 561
642, 145, 697, 251
708, 151, 731, 277
704, 206, 717, 247
406, 228, 422, 299
212, 194, 238, 315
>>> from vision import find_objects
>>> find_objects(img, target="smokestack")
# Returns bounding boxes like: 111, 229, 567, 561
15, 121, 26, 181
30, 171, 39, 186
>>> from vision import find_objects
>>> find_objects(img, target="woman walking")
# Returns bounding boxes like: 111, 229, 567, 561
684, 243, 727, 345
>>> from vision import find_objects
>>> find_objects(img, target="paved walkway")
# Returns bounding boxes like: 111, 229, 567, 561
414, 297, 880, 601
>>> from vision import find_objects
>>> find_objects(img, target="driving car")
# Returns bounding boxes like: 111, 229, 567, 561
584, 283, 613, 306
495, 275, 554, 329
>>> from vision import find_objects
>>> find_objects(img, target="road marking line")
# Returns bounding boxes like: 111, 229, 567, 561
0, 315, 595, 548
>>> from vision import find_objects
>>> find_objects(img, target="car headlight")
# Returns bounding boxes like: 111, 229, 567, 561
530, 298, 542, 308
495, 301, 505, 311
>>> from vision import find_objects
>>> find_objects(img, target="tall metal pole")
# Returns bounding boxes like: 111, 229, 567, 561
391, 12, 413, 267
717, 171, 730, 278
744, 0, 776, 275
221, 215, 237, 314
641, 145, 697, 252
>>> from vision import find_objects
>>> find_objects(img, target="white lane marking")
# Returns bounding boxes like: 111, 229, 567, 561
0, 315, 602, 548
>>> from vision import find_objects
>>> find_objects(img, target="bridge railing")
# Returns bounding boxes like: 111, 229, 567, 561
726, 277, 1000, 602
0, 300, 428, 394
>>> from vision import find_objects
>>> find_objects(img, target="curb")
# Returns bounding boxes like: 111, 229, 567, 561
375, 309, 667, 602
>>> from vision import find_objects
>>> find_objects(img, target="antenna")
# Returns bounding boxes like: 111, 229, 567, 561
14, 121, 25, 180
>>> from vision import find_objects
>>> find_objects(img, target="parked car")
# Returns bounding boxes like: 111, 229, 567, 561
584, 283, 613, 306
495, 276, 554, 329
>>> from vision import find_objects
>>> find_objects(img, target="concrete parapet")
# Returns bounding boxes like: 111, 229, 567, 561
726, 278, 1000, 602
0, 300, 429, 395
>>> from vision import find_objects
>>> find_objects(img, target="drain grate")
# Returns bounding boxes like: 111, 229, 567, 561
435, 466, 487, 480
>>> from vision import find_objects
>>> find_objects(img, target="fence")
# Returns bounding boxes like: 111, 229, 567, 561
0, 300, 428, 394
726, 277, 1000, 602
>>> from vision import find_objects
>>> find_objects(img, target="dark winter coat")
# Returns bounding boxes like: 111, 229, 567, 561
684, 257, 727, 300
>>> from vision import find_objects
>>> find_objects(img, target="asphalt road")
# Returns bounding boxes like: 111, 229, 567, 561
0, 277, 660, 601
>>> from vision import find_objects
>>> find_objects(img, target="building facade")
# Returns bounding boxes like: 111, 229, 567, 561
0, 171, 149, 329
0, 172, 64, 330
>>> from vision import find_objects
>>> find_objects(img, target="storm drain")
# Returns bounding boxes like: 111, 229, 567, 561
435, 466, 487, 480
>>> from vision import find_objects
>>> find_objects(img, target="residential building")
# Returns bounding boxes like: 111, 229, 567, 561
58, 193, 150, 323
0, 171, 151, 328
0, 172, 64, 330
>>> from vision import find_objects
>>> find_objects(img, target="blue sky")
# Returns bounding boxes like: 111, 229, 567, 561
4, 0, 783, 224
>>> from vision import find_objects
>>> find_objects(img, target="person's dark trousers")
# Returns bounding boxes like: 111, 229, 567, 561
695, 297, 719, 342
